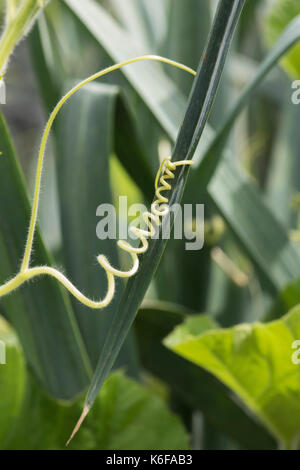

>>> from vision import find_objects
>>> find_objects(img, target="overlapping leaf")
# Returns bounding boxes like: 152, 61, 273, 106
136, 301, 275, 449
0, 321, 188, 450
165, 306, 300, 449
0, 112, 91, 399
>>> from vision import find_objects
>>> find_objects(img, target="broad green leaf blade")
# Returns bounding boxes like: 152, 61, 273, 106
30, 9, 152, 373
64, 0, 192, 143
165, 307, 300, 449
191, 15, 300, 301
0, 112, 91, 399
0, 318, 26, 448
81, 371, 189, 450
238, 0, 261, 43
66, 0, 212, 315
56, 81, 118, 364
159, 0, 213, 311
65, 0, 300, 354
6, 365, 189, 449
107, 0, 170, 176
63, 0, 300, 218
208, 158, 300, 294
110, 0, 169, 52
172, 0, 246, 163
114, 96, 154, 202
192, 14, 300, 185
2, 324, 186, 450
266, 102, 300, 228
56, 81, 140, 373
29, 14, 60, 111
67, 2, 300, 217
135, 301, 275, 449
78, 0, 245, 416
264, 0, 300, 78
166, 0, 211, 96
65, 0, 300, 299
267, 277, 300, 321
30, 9, 154, 201
64, 0, 214, 183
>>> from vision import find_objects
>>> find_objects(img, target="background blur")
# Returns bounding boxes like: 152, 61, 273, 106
1, 0, 300, 450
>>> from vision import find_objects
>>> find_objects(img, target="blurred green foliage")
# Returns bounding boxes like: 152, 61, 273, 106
265, 0, 300, 78
0, 0, 300, 451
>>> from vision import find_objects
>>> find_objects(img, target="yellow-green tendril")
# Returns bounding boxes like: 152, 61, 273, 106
0, 55, 195, 308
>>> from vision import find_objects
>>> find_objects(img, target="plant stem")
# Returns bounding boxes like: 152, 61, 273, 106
0, 0, 43, 73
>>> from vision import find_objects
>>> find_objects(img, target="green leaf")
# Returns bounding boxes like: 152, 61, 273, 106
30, 12, 154, 200
66, 0, 300, 298
264, 0, 300, 78
29, 13, 60, 111
64, 0, 198, 144
0, 318, 26, 448
30, 11, 152, 375
266, 102, 300, 229
56, 82, 121, 364
109, 0, 169, 52
64, 0, 211, 184
158, 0, 214, 311
190, 14, 300, 301
95, 0, 213, 313
171, 0, 246, 163
106, 0, 170, 175
165, 306, 300, 449
56, 81, 140, 373
136, 301, 275, 449
65, 0, 246, 417
165, 0, 211, 96
0, 112, 91, 399
158, 0, 213, 311
238, 0, 261, 43
80, 371, 189, 450
208, 158, 300, 294
192, 13, 300, 187
267, 277, 300, 321
1, 321, 187, 451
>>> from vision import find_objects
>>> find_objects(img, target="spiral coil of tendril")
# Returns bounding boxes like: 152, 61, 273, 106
2, 157, 193, 309
94, 157, 193, 308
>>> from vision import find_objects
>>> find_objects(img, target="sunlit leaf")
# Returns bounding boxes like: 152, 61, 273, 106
1, 319, 188, 451
264, 0, 300, 78
165, 306, 300, 449
136, 301, 275, 449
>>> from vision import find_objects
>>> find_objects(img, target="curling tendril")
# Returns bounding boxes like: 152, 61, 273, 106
0, 55, 196, 308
